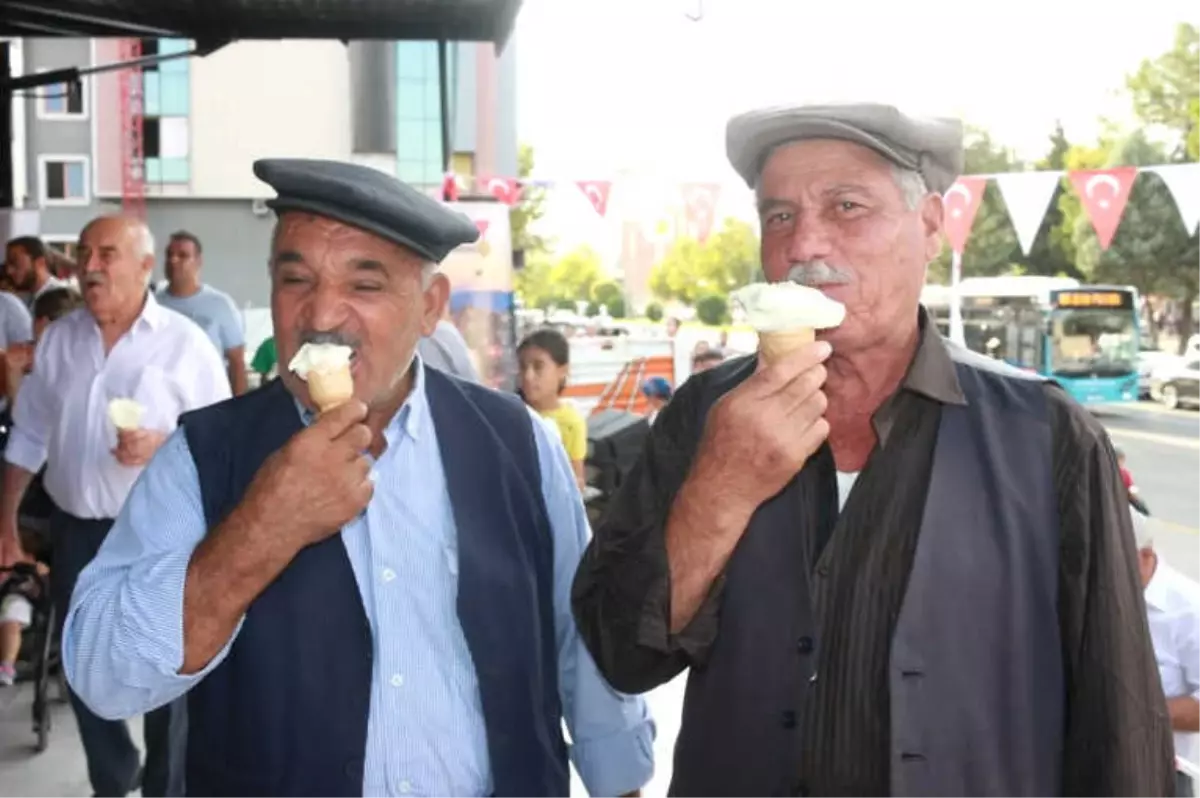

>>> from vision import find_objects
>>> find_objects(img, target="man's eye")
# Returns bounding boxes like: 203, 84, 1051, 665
839, 200, 864, 212
763, 212, 792, 229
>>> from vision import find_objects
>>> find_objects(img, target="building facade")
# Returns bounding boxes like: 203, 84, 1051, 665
11, 35, 519, 307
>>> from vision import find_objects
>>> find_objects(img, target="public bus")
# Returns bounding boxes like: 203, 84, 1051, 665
923, 276, 1141, 406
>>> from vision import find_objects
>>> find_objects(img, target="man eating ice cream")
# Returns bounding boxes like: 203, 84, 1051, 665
63, 159, 654, 797
573, 103, 1172, 796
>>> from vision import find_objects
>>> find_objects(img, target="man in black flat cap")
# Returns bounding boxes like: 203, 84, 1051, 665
62, 159, 654, 797
573, 103, 1175, 796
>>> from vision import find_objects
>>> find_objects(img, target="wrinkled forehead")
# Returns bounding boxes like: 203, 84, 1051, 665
758, 138, 898, 191
270, 211, 425, 273
80, 218, 136, 250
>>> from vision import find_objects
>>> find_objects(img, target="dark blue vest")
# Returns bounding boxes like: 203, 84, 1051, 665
178, 371, 569, 797
668, 346, 1063, 797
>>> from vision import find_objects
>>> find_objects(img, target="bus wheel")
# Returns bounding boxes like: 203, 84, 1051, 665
1161, 383, 1180, 410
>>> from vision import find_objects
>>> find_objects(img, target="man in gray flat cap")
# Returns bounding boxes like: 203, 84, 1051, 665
573, 103, 1174, 796
62, 159, 654, 797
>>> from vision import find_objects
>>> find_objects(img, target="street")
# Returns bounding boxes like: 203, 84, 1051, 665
2, 404, 1196, 797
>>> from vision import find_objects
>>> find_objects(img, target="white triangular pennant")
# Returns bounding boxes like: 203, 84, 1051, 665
1146, 163, 1200, 235
993, 171, 1064, 255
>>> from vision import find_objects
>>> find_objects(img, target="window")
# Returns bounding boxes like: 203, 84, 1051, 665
39, 156, 89, 205
395, 40, 451, 187
139, 37, 192, 186
38, 81, 86, 118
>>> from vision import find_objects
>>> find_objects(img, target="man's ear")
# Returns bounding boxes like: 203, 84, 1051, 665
921, 193, 945, 263
422, 272, 450, 336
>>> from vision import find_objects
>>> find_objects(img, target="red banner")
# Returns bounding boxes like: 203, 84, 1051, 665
474, 220, 490, 240
942, 176, 987, 255
1069, 167, 1137, 250
681, 182, 721, 242
576, 180, 612, 217
479, 176, 522, 206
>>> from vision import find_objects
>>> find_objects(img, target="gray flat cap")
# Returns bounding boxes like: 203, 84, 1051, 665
726, 103, 964, 194
254, 158, 479, 263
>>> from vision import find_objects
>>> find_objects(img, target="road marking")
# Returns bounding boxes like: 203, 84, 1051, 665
1097, 402, 1200, 421
1146, 516, 1200, 537
1106, 426, 1200, 450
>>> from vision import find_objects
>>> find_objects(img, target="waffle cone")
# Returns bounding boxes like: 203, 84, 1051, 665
307, 366, 354, 413
758, 327, 816, 365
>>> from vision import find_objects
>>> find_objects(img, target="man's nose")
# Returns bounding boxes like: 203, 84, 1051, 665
305, 282, 351, 331
784, 212, 835, 263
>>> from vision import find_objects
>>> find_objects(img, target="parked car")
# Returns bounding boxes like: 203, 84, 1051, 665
1137, 344, 1183, 399
1149, 357, 1200, 410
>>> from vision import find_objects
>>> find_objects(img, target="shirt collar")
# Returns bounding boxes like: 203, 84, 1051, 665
871, 307, 966, 446
291, 354, 428, 444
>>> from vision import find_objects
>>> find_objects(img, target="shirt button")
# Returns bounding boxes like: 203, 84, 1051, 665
390, 673, 404, 687
796, 636, 814, 654
399, 780, 412, 793
382, 568, 396, 583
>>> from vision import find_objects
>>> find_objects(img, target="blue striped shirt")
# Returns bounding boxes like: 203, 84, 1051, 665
63, 360, 654, 797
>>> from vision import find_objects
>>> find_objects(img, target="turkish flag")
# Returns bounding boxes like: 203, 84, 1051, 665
576, 180, 612, 217
479, 176, 522, 206
942, 176, 987, 255
1069, 167, 1137, 250
474, 220, 490, 240
681, 182, 721, 242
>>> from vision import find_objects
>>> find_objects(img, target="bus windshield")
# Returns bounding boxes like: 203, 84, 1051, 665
1049, 308, 1137, 377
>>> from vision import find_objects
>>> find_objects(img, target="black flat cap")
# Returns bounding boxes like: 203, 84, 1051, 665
726, 103, 964, 194
253, 158, 479, 263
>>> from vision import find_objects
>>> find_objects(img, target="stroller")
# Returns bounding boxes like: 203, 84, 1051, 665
0, 410, 68, 753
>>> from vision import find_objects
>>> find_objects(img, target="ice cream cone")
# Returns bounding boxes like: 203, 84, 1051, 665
758, 327, 816, 365
307, 366, 354, 413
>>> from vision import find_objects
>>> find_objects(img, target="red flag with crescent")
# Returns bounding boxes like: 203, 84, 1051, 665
681, 182, 721, 242
1069, 167, 1137, 250
576, 181, 612, 217
942, 176, 987, 255
474, 220, 490, 240
479, 176, 522, 206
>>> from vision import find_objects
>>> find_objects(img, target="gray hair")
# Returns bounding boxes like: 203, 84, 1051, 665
135, 222, 156, 261
892, 166, 929, 210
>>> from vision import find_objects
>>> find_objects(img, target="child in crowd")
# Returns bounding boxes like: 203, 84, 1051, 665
517, 328, 587, 491
0, 287, 79, 685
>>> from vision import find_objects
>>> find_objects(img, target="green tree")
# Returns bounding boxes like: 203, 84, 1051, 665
1110, 22, 1200, 349
1072, 132, 1199, 350
648, 218, 759, 304
513, 255, 556, 309
547, 246, 605, 305
928, 126, 1023, 283
510, 144, 552, 263
1025, 122, 1080, 279
1126, 23, 1199, 162
645, 301, 664, 322
695, 293, 729, 326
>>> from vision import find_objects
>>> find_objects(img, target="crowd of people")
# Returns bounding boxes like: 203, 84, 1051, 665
0, 100, 1193, 798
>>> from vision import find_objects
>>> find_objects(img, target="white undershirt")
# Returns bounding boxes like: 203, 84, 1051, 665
836, 471, 860, 513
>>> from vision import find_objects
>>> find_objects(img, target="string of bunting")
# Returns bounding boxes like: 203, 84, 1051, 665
442, 173, 726, 242
445, 163, 1200, 253
918, 164, 1197, 254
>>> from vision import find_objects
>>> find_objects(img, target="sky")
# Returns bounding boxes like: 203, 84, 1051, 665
509, 0, 1198, 251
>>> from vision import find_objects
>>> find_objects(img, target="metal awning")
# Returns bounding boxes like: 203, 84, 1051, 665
0, 0, 523, 49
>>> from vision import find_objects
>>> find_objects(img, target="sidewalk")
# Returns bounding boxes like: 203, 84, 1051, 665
0, 682, 145, 797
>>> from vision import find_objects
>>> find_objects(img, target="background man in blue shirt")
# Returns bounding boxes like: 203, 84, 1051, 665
156, 231, 248, 395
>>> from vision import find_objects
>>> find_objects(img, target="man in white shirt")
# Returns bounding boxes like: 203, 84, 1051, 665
1134, 510, 1200, 796
0, 215, 230, 797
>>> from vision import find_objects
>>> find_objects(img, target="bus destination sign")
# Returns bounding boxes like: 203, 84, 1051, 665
1051, 290, 1134, 310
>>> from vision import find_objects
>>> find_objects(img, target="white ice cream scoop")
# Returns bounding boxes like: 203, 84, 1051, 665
107, 398, 146, 431
288, 342, 355, 412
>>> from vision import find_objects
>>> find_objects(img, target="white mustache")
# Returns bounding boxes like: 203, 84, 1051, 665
83, 273, 106, 287
787, 261, 853, 286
